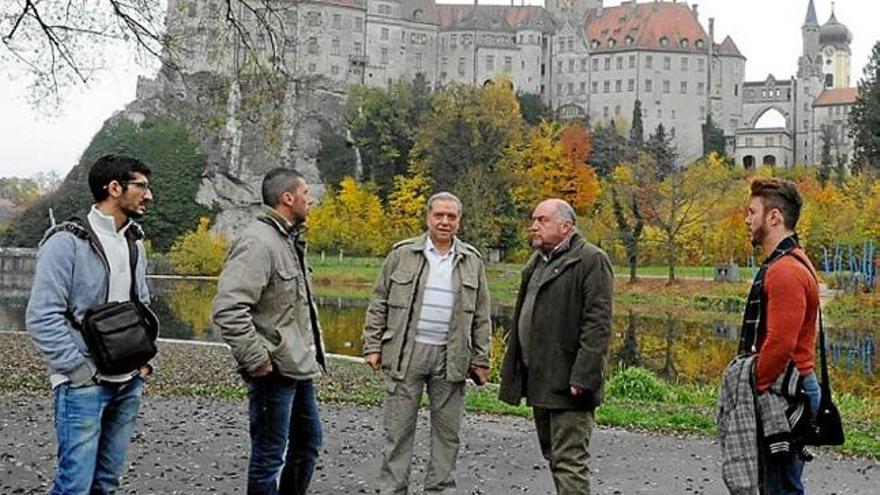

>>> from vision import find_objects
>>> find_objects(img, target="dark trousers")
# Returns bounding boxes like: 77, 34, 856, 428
246, 375, 322, 495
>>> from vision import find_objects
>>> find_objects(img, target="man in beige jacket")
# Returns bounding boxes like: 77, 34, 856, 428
213, 168, 325, 495
363, 192, 492, 494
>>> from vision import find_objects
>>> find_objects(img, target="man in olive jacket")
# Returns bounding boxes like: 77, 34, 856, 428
212, 168, 325, 495
363, 192, 492, 495
499, 199, 614, 495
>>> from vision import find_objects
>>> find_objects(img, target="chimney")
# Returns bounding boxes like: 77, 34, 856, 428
692, 4, 698, 19
709, 17, 715, 43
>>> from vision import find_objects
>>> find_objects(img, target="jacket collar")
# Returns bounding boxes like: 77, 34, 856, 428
259, 207, 302, 236
404, 233, 469, 257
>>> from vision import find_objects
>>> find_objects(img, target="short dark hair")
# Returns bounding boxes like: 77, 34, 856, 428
750, 178, 803, 231
88, 155, 152, 202
262, 168, 304, 207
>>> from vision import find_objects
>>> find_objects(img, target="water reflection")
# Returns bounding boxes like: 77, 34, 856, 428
1, 279, 877, 397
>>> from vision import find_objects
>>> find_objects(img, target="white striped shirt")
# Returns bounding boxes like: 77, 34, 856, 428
414, 237, 456, 345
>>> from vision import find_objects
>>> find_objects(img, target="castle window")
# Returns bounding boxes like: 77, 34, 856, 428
332, 38, 340, 55
558, 83, 563, 95
680, 38, 689, 48
680, 81, 688, 94
616, 56, 623, 69
626, 36, 634, 46
504, 56, 512, 72
697, 82, 705, 95
332, 14, 341, 29
629, 55, 636, 68
568, 82, 574, 95
355, 17, 363, 33
308, 37, 318, 55
645, 55, 653, 69
681, 57, 688, 71
659, 37, 669, 47
557, 60, 563, 73
608, 38, 616, 48
415, 52, 422, 70
581, 58, 587, 72
381, 28, 389, 40
568, 39, 575, 51
628, 78, 635, 92
615, 80, 622, 92
458, 57, 465, 75
664, 57, 671, 70
591, 39, 600, 49
580, 82, 586, 93
568, 59, 575, 73
645, 79, 653, 92
604, 56, 611, 70
486, 55, 495, 71
592, 81, 598, 94
604, 81, 610, 93
695, 39, 704, 49
381, 48, 389, 64
592, 58, 599, 71
698, 58, 705, 72
663, 80, 670, 93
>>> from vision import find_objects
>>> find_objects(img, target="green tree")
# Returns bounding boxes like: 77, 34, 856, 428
850, 41, 880, 174
702, 114, 726, 158
517, 92, 553, 125
168, 217, 230, 276
316, 131, 357, 188
590, 122, 635, 178
0, 177, 41, 207
646, 123, 676, 177
630, 99, 644, 145
3, 116, 212, 250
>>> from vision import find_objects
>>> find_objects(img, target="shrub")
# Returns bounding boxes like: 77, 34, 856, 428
605, 366, 669, 402
168, 217, 229, 276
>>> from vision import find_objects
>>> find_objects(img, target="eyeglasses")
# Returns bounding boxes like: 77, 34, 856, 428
123, 180, 151, 192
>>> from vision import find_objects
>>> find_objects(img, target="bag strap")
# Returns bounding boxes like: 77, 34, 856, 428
126, 235, 139, 303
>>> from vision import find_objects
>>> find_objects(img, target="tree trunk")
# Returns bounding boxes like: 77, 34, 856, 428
667, 236, 676, 283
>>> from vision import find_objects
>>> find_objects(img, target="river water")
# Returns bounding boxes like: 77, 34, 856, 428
2, 278, 876, 398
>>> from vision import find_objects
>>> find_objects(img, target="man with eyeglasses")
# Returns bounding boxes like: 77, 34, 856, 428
26, 154, 156, 494
213, 168, 325, 495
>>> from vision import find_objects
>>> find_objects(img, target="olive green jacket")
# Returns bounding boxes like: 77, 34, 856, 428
362, 233, 492, 382
212, 208, 325, 380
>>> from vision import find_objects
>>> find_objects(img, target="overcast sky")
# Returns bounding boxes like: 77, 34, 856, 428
0, 0, 877, 179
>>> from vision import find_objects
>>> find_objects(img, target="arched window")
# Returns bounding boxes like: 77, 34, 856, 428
608, 38, 616, 47
680, 38, 689, 48
825, 74, 834, 88
743, 156, 756, 169
659, 36, 669, 47
762, 155, 777, 166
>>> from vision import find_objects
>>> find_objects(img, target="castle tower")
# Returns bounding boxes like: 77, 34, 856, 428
818, 4, 852, 88
798, 0, 821, 78
545, 0, 601, 23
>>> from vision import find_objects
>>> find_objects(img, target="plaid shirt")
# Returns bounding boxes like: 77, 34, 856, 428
756, 362, 810, 459
717, 355, 760, 494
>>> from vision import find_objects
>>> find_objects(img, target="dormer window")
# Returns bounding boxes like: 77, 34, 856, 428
659, 36, 669, 47
608, 38, 616, 48
695, 39, 704, 49
591, 39, 600, 49
680, 38, 689, 48
625, 35, 634, 46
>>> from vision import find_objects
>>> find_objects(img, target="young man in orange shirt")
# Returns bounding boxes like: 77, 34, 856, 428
744, 178, 821, 495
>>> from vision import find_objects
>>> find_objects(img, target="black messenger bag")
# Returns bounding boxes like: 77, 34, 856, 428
71, 230, 159, 375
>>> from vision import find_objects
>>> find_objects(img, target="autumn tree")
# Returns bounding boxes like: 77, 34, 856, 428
168, 217, 230, 275
305, 177, 386, 256
640, 152, 736, 283
608, 161, 647, 282
850, 40, 880, 174
386, 170, 432, 242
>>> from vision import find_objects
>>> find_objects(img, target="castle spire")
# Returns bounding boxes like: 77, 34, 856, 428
804, 0, 818, 27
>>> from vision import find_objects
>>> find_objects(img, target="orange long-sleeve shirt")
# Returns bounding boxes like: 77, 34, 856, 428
755, 248, 819, 392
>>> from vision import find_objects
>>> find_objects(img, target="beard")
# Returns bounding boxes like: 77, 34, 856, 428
750, 219, 768, 247
122, 205, 146, 219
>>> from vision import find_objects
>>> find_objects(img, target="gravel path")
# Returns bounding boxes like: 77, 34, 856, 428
2, 394, 877, 494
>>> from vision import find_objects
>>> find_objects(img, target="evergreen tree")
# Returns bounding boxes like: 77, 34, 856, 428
630, 99, 644, 145
591, 122, 634, 177
850, 41, 880, 174
316, 131, 357, 188
517, 92, 553, 126
819, 124, 833, 186
702, 114, 726, 157
646, 123, 677, 177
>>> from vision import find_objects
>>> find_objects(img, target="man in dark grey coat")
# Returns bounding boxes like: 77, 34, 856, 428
499, 198, 614, 495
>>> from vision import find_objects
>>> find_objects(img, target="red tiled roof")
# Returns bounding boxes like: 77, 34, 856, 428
813, 88, 858, 107
585, 1, 709, 52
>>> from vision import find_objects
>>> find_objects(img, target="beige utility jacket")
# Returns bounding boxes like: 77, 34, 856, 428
212, 209, 325, 380
363, 234, 492, 382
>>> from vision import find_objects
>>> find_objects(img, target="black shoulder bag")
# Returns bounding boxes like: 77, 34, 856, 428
807, 310, 845, 446
71, 231, 159, 375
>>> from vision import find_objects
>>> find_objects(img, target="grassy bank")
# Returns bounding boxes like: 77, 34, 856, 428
1, 333, 876, 458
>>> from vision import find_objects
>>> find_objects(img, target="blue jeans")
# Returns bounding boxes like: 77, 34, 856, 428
51, 377, 144, 495
764, 371, 821, 495
246, 375, 322, 495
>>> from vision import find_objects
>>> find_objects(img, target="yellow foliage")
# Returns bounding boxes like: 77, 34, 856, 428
306, 177, 387, 256
387, 171, 432, 242
168, 217, 230, 276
